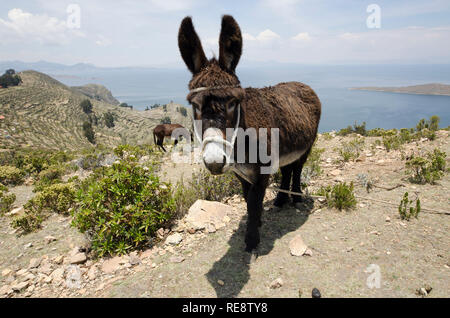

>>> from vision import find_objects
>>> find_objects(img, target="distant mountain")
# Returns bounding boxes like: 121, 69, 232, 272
350, 83, 450, 96
0, 70, 191, 150
71, 84, 120, 105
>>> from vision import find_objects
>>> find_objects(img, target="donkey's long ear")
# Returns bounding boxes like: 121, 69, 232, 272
178, 17, 207, 74
219, 15, 242, 73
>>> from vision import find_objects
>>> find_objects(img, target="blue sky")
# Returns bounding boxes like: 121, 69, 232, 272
1, 0, 449, 67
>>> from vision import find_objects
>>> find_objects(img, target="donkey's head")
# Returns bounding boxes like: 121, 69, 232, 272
178, 15, 245, 174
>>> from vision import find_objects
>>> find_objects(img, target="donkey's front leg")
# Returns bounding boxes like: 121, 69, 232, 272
245, 174, 269, 252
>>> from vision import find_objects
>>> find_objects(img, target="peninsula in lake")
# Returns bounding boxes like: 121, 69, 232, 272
350, 83, 450, 96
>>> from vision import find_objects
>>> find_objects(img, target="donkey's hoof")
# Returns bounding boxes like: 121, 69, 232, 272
274, 195, 290, 207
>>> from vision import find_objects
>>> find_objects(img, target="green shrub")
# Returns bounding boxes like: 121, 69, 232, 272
382, 135, 402, 152
6, 149, 74, 174
80, 99, 93, 114
0, 166, 24, 185
11, 183, 76, 233
104, 112, 115, 128
337, 122, 366, 136
0, 189, 16, 214
316, 182, 357, 211
83, 121, 95, 144
72, 159, 175, 256
405, 148, 447, 184
398, 192, 420, 220
338, 137, 364, 162
160, 116, 171, 124
33, 165, 66, 192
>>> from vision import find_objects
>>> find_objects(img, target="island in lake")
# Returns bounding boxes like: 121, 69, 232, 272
350, 83, 450, 96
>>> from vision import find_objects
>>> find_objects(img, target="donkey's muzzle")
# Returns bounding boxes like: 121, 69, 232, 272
203, 141, 227, 174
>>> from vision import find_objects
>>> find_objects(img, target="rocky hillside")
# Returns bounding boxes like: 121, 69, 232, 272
70, 84, 120, 105
0, 71, 191, 150
351, 83, 450, 96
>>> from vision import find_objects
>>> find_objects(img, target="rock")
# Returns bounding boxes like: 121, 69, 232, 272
7, 206, 23, 216
44, 235, 57, 244
385, 216, 391, 222
424, 284, 433, 294
1, 268, 13, 277
69, 253, 87, 264
165, 233, 183, 245
270, 278, 283, 289
170, 255, 185, 263
329, 169, 341, 176
24, 243, 33, 248
156, 228, 165, 239
417, 288, 428, 297
39, 262, 53, 275
206, 223, 216, 233
129, 255, 141, 266
304, 249, 313, 256
140, 249, 154, 259
12, 281, 29, 292
87, 266, 99, 280
101, 256, 122, 274
16, 269, 28, 276
187, 227, 196, 234
312, 288, 321, 298
217, 280, 225, 286
0, 285, 12, 295
53, 255, 64, 265
289, 234, 308, 256
51, 268, 65, 282
185, 200, 233, 231
29, 257, 41, 269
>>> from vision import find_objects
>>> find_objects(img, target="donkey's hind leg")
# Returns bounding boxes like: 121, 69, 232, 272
274, 164, 293, 207
291, 147, 312, 204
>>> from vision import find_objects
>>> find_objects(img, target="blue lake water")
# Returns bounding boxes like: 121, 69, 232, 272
51, 64, 450, 132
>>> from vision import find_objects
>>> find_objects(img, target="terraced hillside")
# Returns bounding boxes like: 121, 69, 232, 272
70, 84, 120, 105
0, 71, 192, 150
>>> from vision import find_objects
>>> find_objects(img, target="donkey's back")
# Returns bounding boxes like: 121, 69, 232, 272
243, 81, 321, 159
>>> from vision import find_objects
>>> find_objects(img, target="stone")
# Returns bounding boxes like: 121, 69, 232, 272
7, 206, 23, 216
129, 255, 141, 266
70, 253, 87, 264
87, 266, 99, 280
16, 269, 28, 276
101, 256, 122, 274
29, 257, 41, 269
156, 228, 165, 239
170, 255, 185, 263
206, 223, 216, 233
312, 288, 321, 298
51, 268, 65, 282
329, 169, 341, 176
53, 255, 64, 265
12, 281, 29, 292
165, 233, 183, 245
185, 200, 233, 231
385, 216, 391, 222
140, 249, 154, 259
0, 285, 12, 295
217, 280, 225, 286
304, 249, 313, 256
1, 268, 13, 277
44, 235, 57, 244
270, 278, 283, 289
289, 235, 308, 256
24, 243, 33, 248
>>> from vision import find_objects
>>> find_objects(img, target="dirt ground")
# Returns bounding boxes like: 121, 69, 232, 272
1, 132, 449, 298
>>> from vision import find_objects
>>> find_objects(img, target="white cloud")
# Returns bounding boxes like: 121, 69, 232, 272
244, 29, 281, 47
292, 32, 311, 41
0, 8, 85, 45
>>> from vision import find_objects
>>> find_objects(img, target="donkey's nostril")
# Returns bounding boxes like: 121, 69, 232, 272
203, 160, 225, 175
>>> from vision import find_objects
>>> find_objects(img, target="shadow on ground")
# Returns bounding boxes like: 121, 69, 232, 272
206, 197, 314, 297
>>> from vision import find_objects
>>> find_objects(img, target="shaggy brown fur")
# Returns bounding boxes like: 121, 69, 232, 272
178, 15, 321, 252
153, 123, 185, 152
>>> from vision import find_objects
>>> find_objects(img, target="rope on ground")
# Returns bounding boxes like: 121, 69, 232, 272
266, 186, 450, 216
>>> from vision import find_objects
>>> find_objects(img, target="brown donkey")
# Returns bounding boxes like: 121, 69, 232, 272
178, 15, 321, 252
153, 123, 185, 152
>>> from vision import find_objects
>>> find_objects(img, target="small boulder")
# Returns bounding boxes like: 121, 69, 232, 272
289, 234, 308, 256
165, 233, 183, 245
270, 278, 283, 289
69, 253, 87, 265
101, 256, 122, 274
185, 200, 232, 231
